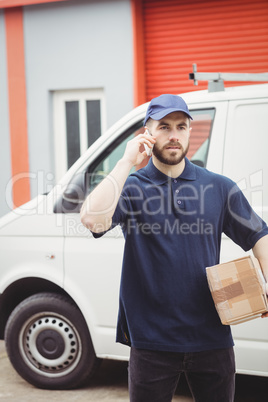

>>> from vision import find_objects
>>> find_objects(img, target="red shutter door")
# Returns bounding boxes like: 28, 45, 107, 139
143, 0, 268, 100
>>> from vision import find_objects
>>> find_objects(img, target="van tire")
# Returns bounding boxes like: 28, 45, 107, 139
4, 292, 100, 389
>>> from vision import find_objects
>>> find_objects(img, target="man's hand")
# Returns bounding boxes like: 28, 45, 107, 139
122, 133, 156, 167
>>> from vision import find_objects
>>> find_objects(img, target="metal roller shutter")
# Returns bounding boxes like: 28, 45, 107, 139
143, 0, 268, 100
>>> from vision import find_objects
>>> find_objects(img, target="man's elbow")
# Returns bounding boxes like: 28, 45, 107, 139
80, 204, 95, 231
80, 213, 95, 231
80, 212, 111, 233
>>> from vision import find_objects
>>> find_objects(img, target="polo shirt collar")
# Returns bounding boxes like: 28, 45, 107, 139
145, 157, 197, 185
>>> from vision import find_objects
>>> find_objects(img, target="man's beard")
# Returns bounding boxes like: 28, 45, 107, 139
153, 141, 189, 166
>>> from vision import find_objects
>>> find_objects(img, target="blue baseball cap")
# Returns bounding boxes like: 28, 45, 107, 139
144, 94, 193, 126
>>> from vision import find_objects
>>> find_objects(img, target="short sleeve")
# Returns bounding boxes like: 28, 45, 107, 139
223, 183, 268, 251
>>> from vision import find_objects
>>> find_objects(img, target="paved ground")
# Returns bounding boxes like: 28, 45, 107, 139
0, 340, 267, 401
0, 341, 192, 401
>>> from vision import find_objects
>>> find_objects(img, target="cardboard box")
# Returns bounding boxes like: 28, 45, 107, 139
206, 256, 268, 325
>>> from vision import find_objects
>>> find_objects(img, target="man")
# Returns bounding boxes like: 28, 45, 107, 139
81, 94, 268, 402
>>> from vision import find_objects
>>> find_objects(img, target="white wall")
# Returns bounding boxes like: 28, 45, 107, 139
0, 10, 12, 216
23, 0, 134, 198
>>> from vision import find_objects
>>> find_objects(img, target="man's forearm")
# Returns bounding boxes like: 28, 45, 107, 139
80, 158, 133, 233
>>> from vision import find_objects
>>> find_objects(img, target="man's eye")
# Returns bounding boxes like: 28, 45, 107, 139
160, 126, 168, 130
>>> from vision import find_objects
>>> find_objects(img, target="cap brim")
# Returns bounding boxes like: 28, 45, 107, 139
150, 108, 193, 121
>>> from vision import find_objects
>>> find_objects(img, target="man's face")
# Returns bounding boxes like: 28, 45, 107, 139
147, 112, 191, 166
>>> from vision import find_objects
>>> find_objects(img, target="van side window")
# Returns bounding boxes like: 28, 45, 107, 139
189, 109, 215, 167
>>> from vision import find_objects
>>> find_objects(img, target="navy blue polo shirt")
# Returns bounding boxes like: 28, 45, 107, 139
95, 158, 268, 353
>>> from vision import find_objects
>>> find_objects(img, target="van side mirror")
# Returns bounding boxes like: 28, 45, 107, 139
53, 172, 86, 213
63, 172, 86, 203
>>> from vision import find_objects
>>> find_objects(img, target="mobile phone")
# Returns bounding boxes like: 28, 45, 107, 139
144, 129, 154, 156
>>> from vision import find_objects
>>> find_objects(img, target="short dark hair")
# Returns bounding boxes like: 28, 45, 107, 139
145, 114, 191, 128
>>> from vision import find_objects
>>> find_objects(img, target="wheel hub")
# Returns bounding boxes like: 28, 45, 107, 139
20, 313, 82, 377
36, 329, 65, 359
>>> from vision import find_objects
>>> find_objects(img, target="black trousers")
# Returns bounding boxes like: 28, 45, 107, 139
128, 347, 235, 402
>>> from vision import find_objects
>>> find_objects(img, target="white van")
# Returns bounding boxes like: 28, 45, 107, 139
0, 77, 268, 389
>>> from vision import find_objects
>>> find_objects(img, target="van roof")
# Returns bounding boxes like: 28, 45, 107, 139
182, 83, 268, 104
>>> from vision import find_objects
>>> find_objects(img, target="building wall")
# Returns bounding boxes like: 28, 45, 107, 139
24, 0, 133, 198
0, 10, 12, 216
0, 0, 134, 215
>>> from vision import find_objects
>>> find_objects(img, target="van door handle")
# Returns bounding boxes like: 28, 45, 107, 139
46, 254, 55, 260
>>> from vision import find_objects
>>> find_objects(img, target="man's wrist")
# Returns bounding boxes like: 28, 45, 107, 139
118, 157, 135, 171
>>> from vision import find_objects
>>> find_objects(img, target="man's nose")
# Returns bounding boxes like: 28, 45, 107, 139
168, 130, 179, 142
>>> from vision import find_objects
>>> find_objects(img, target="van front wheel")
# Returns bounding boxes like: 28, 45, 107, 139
4, 292, 99, 389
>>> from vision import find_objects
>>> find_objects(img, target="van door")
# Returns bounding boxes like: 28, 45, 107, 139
222, 98, 268, 376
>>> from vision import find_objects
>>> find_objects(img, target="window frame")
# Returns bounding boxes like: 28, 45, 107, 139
53, 88, 106, 182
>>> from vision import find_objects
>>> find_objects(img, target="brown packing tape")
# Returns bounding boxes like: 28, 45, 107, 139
235, 258, 254, 273
236, 264, 264, 312
221, 276, 238, 289
228, 293, 249, 309
211, 281, 244, 304
249, 294, 267, 311
230, 255, 259, 269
